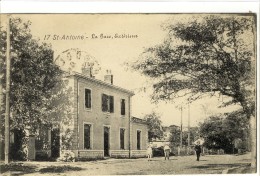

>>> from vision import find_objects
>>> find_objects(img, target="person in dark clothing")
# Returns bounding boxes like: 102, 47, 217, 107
194, 142, 202, 161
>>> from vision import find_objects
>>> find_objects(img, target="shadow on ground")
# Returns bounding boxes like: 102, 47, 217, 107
39, 165, 83, 173
0, 163, 37, 175
190, 163, 250, 170
227, 165, 256, 174
168, 158, 178, 160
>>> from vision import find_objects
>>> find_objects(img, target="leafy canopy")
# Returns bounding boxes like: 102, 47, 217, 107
131, 15, 255, 117
144, 112, 164, 141
199, 111, 249, 153
0, 17, 71, 133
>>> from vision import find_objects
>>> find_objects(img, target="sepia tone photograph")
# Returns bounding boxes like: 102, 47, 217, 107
0, 12, 258, 175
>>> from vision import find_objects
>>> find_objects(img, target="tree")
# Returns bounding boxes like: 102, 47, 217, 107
199, 111, 249, 153
168, 126, 180, 146
144, 112, 164, 141
0, 17, 72, 159
131, 15, 256, 167
169, 126, 198, 147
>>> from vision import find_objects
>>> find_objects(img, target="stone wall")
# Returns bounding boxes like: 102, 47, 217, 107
78, 150, 104, 160
110, 150, 129, 158
130, 150, 147, 158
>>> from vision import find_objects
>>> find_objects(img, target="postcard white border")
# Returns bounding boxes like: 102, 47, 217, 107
0, 1, 259, 176
0, 1, 259, 14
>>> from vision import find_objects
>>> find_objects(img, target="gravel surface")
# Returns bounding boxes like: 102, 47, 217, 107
1, 153, 253, 175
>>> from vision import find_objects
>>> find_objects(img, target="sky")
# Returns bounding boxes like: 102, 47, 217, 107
3, 14, 243, 127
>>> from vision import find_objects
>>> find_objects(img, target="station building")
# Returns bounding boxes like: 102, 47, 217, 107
8, 49, 148, 160
27, 67, 148, 160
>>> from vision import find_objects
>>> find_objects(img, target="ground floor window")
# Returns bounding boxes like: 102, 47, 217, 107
84, 124, 91, 149
120, 128, 125, 149
137, 130, 141, 150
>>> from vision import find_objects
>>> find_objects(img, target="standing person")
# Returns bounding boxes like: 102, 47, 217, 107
194, 141, 202, 161
164, 144, 171, 160
147, 144, 153, 161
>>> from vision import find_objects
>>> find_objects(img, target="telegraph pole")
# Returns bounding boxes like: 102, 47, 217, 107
187, 102, 191, 155
188, 102, 190, 147
5, 15, 11, 164
180, 106, 183, 148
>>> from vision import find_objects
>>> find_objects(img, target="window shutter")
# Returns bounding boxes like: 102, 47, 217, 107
109, 96, 114, 113
102, 94, 108, 112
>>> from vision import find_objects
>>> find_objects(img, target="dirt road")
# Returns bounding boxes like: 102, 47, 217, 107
1, 153, 252, 175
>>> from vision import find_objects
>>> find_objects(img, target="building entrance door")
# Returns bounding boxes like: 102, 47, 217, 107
51, 128, 60, 159
28, 135, 36, 160
104, 126, 110, 157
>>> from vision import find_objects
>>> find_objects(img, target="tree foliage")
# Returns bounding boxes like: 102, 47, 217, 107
131, 15, 255, 118
199, 111, 249, 153
0, 17, 71, 134
169, 126, 199, 147
168, 126, 181, 146
144, 112, 164, 141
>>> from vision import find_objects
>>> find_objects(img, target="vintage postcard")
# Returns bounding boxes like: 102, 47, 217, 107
0, 7, 258, 176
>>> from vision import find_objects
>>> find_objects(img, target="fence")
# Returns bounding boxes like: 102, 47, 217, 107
171, 146, 195, 156
171, 146, 225, 156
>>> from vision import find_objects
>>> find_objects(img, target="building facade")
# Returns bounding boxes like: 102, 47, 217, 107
130, 117, 148, 158
8, 49, 148, 161
55, 69, 147, 160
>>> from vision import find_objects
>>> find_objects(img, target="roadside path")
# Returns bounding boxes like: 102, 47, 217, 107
1, 153, 252, 175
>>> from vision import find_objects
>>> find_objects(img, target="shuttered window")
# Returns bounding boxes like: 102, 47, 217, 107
109, 96, 114, 113
102, 94, 114, 113
102, 94, 108, 112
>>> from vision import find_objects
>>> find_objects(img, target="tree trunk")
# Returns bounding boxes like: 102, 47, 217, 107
249, 115, 256, 171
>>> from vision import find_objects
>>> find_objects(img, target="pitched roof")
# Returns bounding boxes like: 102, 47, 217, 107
67, 71, 135, 96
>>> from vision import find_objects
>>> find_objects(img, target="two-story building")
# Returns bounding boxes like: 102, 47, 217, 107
25, 49, 148, 160
64, 69, 147, 159
27, 72, 148, 160
69, 69, 134, 159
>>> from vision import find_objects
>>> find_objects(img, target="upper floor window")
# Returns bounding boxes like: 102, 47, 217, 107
85, 89, 91, 109
102, 94, 114, 113
121, 99, 125, 116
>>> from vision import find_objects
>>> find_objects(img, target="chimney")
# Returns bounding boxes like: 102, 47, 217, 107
104, 70, 113, 84
81, 65, 93, 77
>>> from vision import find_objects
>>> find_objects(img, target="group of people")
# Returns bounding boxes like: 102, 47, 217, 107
147, 142, 202, 161
146, 143, 171, 161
